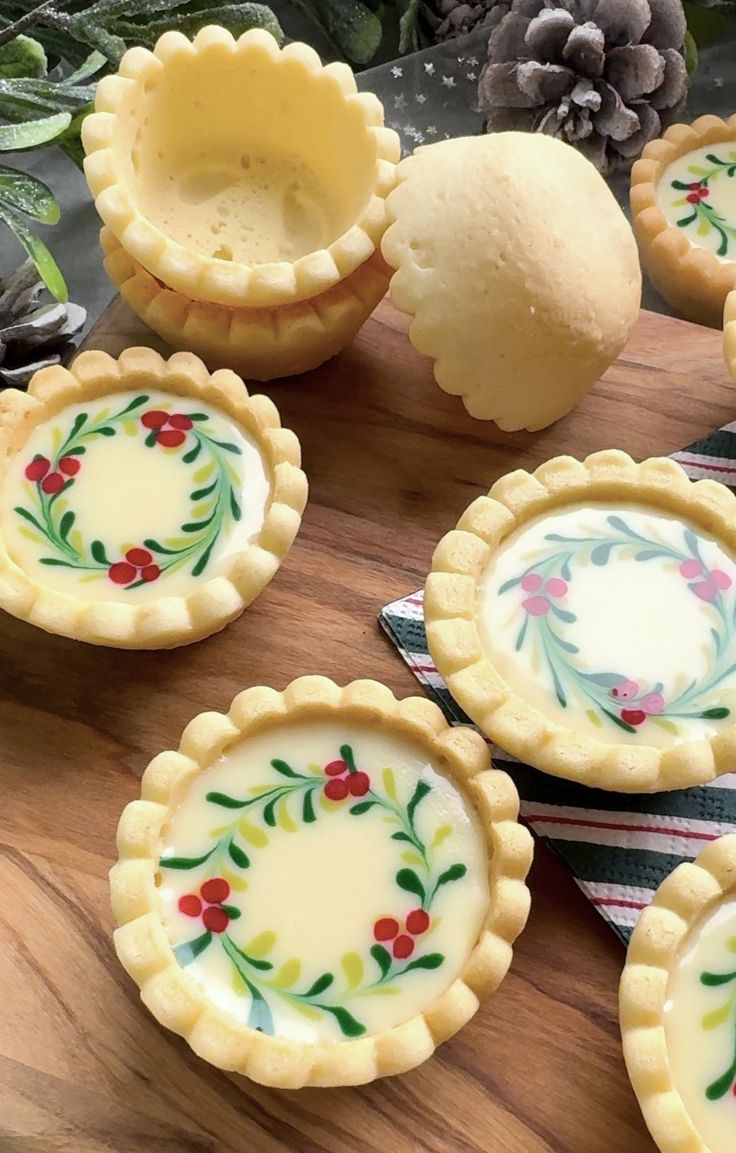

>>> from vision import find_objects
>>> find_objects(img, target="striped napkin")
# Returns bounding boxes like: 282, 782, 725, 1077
379, 427, 736, 944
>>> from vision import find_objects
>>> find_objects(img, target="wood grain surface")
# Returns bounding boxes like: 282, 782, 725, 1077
1, 296, 734, 1153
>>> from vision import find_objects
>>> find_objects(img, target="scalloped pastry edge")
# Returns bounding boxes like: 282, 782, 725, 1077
620, 833, 736, 1153
82, 27, 400, 310
110, 675, 534, 1087
0, 346, 308, 648
630, 114, 736, 329
425, 449, 736, 793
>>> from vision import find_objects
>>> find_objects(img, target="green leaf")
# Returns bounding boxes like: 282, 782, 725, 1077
90, 539, 109, 564
182, 440, 202, 464
323, 1004, 366, 1037
159, 847, 216, 869
396, 868, 425, 902
263, 794, 280, 827
706, 1062, 736, 1102
228, 840, 250, 869
243, 977, 275, 1034
173, 930, 212, 966
701, 969, 736, 986
191, 537, 216, 577
310, 0, 382, 64
339, 743, 357, 772
398, 953, 444, 974
14, 506, 46, 534
220, 903, 241, 920
0, 111, 71, 151
407, 779, 430, 824
435, 863, 467, 889
370, 944, 391, 978
349, 801, 376, 815
230, 490, 242, 521
271, 757, 300, 778
190, 481, 218, 501
302, 789, 316, 823
304, 972, 334, 998
59, 510, 75, 541
701, 707, 730, 719
391, 831, 414, 844
0, 36, 47, 80
0, 204, 67, 300
206, 790, 250, 809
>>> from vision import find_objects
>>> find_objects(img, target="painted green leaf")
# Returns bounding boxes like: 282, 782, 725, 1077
15, 507, 47, 534
246, 931, 276, 959
159, 847, 215, 869
702, 969, 736, 986
435, 863, 467, 889
90, 539, 109, 564
186, 412, 209, 421
222, 934, 273, 973
220, 904, 241, 921
498, 575, 522, 594
304, 972, 334, 998
183, 440, 202, 464
370, 944, 392, 978
302, 789, 316, 824
191, 538, 216, 577
263, 794, 280, 827
701, 707, 730, 720
349, 801, 376, 815
59, 510, 75, 541
396, 868, 425, 902
324, 1005, 366, 1038
341, 951, 364, 990
399, 953, 444, 974
340, 743, 358, 773
271, 958, 301, 989
702, 1001, 732, 1031
211, 439, 242, 454
271, 757, 300, 778
230, 491, 242, 521
591, 543, 614, 565
706, 1063, 736, 1102
228, 840, 250, 870
190, 481, 218, 501
173, 930, 212, 966
382, 767, 397, 800
407, 780, 431, 824
245, 980, 275, 1034
206, 790, 250, 809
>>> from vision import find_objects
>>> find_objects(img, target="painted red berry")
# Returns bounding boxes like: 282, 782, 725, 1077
126, 547, 153, 567
680, 558, 703, 579
24, 456, 50, 482
393, 934, 415, 959
324, 759, 348, 777
545, 577, 568, 598
711, 569, 732, 591
621, 708, 647, 727
169, 413, 193, 430
41, 472, 64, 495
141, 410, 169, 429
157, 429, 186, 448
522, 595, 551, 616
178, 894, 202, 918
201, 877, 230, 905
374, 917, 399, 942
700, 186, 710, 198
520, 572, 542, 592
202, 905, 229, 934
348, 771, 370, 797
324, 777, 349, 801
109, 561, 137, 585
59, 456, 81, 476
687, 192, 700, 204
141, 564, 161, 583
406, 908, 430, 936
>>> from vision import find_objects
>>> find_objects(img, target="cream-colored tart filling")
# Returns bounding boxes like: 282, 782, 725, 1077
1, 388, 270, 601
477, 503, 736, 747
157, 719, 490, 1043
658, 144, 736, 263
665, 896, 736, 1153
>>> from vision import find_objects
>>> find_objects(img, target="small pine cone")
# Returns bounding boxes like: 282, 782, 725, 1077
477, 0, 688, 174
0, 262, 86, 388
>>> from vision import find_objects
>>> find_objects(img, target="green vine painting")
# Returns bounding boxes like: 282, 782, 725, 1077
15, 394, 243, 588
159, 743, 468, 1038
700, 934, 736, 1102
671, 150, 736, 258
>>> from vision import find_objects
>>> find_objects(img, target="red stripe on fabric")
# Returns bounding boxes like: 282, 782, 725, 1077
675, 456, 736, 475
413, 663, 438, 673
525, 813, 720, 841
590, 897, 648, 910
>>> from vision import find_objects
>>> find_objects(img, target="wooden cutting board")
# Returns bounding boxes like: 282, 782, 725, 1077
1, 297, 734, 1153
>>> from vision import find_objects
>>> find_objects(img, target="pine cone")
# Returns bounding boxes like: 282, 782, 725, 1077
0, 263, 86, 388
477, 0, 688, 173
421, 0, 509, 42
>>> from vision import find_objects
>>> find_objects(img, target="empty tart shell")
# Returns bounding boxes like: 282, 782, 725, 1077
83, 27, 400, 310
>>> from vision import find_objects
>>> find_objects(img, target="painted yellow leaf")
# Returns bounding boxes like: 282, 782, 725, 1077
697, 219, 710, 237
277, 796, 297, 833
163, 536, 192, 549
652, 717, 679, 735
365, 985, 400, 996
702, 1002, 732, 1031
208, 825, 231, 837
585, 709, 602, 729
727, 936, 736, 954
294, 1002, 321, 1020
671, 197, 687, 207
51, 426, 62, 454
687, 165, 708, 175
402, 851, 423, 866
232, 969, 245, 993
271, 958, 301, 989
122, 418, 138, 436
431, 823, 452, 849
341, 952, 364, 990
193, 461, 216, 484
221, 867, 248, 893
18, 526, 43, 544
79, 573, 103, 584
93, 407, 110, 425
238, 818, 268, 847
382, 767, 397, 801
307, 761, 323, 776
70, 528, 84, 553
248, 785, 273, 796
190, 502, 213, 519
245, 931, 276, 958
319, 792, 334, 811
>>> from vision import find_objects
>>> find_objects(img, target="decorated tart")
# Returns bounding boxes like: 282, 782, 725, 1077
630, 114, 736, 328
110, 676, 533, 1087
0, 347, 307, 648
82, 27, 399, 310
100, 228, 391, 381
425, 450, 736, 792
621, 834, 736, 1153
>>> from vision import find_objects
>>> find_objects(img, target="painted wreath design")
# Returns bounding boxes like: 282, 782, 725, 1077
500, 514, 735, 735
671, 149, 736, 258
700, 934, 736, 1103
160, 744, 469, 1038
15, 394, 243, 588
